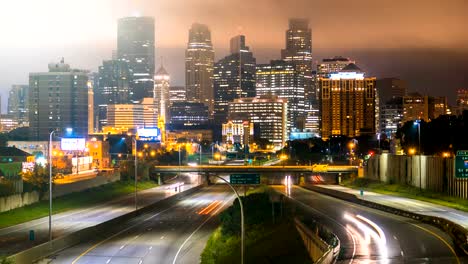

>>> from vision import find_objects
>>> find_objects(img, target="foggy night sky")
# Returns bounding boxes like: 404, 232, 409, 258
1, 0, 467, 112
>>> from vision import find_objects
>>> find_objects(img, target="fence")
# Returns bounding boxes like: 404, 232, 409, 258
365, 153, 467, 199
0, 191, 39, 213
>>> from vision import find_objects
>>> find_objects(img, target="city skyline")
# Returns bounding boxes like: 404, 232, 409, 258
1, 0, 468, 112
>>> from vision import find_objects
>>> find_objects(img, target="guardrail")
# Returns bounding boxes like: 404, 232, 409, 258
303, 185, 468, 256
7, 185, 204, 264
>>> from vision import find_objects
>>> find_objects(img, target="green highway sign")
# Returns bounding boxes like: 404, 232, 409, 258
455, 150, 468, 178
230, 173, 260, 185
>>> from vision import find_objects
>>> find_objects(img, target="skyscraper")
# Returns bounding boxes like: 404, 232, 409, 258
96, 59, 131, 105
117, 16, 155, 101
319, 63, 376, 139
281, 19, 315, 129
185, 23, 214, 115
29, 59, 88, 140
7, 84, 29, 127
317, 56, 355, 78
169, 86, 186, 105
376, 78, 408, 105
213, 35, 256, 125
154, 65, 170, 123
256, 60, 305, 131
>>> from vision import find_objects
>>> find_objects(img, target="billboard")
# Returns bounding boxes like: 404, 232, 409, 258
61, 138, 86, 151
137, 128, 161, 142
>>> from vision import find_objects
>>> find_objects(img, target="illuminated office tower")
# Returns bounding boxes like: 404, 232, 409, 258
7, 84, 29, 127
185, 23, 214, 115
319, 63, 376, 139
106, 99, 156, 130
228, 95, 288, 149
96, 59, 131, 105
169, 102, 209, 128
256, 60, 305, 131
317, 56, 355, 77
169, 86, 186, 105
117, 16, 155, 101
213, 35, 256, 125
456, 89, 468, 115
402, 93, 429, 122
154, 65, 170, 123
281, 18, 316, 132
29, 59, 88, 140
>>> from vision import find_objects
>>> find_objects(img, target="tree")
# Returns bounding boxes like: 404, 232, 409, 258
0, 133, 8, 147
21, 164, 49, 196
8, 127, 30, 141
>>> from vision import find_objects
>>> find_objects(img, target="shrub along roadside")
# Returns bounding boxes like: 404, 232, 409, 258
201, 190, 311, 264
342, 177, 468, 212
0, 180, 158, 229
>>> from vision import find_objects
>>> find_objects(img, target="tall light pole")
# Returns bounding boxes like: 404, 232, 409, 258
198, 144, 202, 165
48, 129, 56, 242
414, 120, 422, 191
133, 137, 138, 210
178, 144, 181, 177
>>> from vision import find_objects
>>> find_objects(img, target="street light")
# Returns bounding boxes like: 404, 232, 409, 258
132, 137, 138, 210
48, 127, 72, 242
414, 120, 422, 191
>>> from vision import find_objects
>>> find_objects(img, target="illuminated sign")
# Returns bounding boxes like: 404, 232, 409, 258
455, 150, 468, 178
137, 128, 161, 142
329, 72, 364, 80
61, 138, 86, 151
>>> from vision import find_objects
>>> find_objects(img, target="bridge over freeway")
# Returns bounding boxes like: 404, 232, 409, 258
153, 165, 359, 174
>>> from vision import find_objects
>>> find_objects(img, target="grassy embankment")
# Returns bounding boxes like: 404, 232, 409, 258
201, 187, 312, 264
342, 177, 468, 212
0, 180, 158, 229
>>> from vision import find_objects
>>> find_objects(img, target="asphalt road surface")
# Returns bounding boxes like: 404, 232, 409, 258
273, 185, 465, 264
0, 182, 197, 256
49, 185, 234, 264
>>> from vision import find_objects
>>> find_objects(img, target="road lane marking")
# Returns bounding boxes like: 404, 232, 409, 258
71, 202, 181, 264
172, 195, 235, 264
408, 223, 460, 264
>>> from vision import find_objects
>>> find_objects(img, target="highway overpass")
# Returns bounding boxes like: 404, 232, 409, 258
153, 165, 359, 174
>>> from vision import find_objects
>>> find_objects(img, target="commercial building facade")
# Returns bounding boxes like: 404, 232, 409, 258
185, 23, 214, 114
214, 35, 256, 125
228, 95, 287, 148
256, 60, 305, 131
7, 85, 29, 127
29, 60, 88, 140
319, 63, 376, 139
117, 16, 155, 101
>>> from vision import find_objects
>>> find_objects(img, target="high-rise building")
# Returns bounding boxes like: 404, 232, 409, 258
456, 89, 468, 115
402, 93, 429, 122
256, 60, 305, 131
7, 85, 29, 127
376, 78, 407, 105
317, 56, 355, 78
117, 17, 155, 101
185, 23, 214, 114
319, 63, 376, 139
29, 59, 88, 140
88, 82, 94, 134
169, 86, 186, 106
106, 98, 156, 130
154, 65, 170, 123
169, 101, 209, 128
281, 19, 317, 132
429, 96, 448, 119
380, 97, 403, 137
96, 59, 131, 105
228, 95, 288, 149
214, 35, 256, 125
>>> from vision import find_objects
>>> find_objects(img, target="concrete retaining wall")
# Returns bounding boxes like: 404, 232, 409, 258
0, 191, 40, 213
366, 154, 467, 199
294, 218, 334, 264
52, 173, 120, 198
7, 184, 203, 264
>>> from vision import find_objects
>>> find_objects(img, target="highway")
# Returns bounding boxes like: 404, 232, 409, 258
0, 181, 197, 256
274, 185, 465, 264
48, 185, 234, 264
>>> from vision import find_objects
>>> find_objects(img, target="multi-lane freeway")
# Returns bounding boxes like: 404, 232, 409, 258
48, 185, 233, 264
274, 185, 464, 264
0, 182, 197, 256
